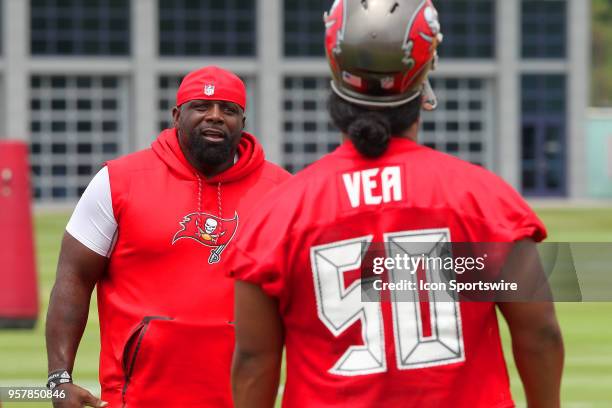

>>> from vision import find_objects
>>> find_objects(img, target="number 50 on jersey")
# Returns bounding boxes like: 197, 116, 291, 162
310, 229, 465, 376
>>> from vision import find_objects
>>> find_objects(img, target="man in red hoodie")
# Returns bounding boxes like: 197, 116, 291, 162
45, 66, 290, 407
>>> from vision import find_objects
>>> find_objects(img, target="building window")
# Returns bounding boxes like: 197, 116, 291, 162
284, 0, 331, 57
283, 0, 496, 59
281, 76, 494, 173
421, 77, 495, 168
30, 0, 130, 56
521, 0, 566, 59
435, 0, 496, 59
282, 76, 338, 173
158, 74, 257, 137
30, 75, 129, 201
521, 75, 567, 196
159, 0, 256, 56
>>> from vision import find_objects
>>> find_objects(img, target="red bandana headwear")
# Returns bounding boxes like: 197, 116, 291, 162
176, 66, 247, 111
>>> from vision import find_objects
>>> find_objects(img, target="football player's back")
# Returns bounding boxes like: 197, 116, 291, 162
231, 1, 562, 406
268, 137, 542, 407
289, 136, 544, 245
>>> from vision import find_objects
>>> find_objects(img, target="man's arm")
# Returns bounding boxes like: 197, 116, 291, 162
232, 280, 284, 408
46, 232, 108, 407
497, 240, 564, 408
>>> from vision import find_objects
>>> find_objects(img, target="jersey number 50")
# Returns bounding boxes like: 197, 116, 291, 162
310, 228, 465, 376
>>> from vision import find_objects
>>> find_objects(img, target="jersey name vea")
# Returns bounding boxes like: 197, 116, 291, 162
341, 165, 403, 208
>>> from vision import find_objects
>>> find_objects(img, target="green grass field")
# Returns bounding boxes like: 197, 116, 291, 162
1, 208, 612, 407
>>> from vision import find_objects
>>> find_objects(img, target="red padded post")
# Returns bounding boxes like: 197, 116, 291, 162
0, 140, 38, 329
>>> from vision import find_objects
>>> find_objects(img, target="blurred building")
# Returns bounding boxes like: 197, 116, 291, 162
587, 108, 612, 197
0, 0, 591, 202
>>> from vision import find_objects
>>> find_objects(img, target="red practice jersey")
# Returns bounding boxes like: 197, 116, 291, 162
231, 138, 546, 408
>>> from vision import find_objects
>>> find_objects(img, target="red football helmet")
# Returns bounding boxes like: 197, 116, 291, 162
324, 0, 443, 108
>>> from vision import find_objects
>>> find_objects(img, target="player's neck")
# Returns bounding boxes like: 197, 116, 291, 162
400, 122, 419, 142
340, 123, 419, 143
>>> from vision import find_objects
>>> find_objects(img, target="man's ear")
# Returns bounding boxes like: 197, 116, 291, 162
242, 115, 246, 130
171, 105, 181, 128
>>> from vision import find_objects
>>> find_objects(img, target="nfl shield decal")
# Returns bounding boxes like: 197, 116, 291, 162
204, 84, 215, 96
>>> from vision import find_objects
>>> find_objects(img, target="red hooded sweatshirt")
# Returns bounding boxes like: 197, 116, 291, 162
98, 128, 290, 407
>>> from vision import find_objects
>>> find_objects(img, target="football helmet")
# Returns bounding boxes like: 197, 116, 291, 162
324, 0, 443, 108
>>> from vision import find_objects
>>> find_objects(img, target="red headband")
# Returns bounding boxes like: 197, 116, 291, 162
176, 66, 246, 110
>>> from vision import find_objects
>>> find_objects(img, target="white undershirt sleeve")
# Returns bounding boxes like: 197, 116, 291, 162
66, 166, 118, 257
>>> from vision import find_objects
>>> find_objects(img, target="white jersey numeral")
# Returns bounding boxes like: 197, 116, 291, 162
310, 236, 386, 376
310, 229, 465, 376
385, 229, 465, 370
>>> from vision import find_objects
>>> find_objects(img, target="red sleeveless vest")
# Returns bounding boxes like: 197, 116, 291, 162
98, 129, 290, 407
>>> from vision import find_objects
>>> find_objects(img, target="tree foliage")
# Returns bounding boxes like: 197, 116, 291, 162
592, 0, 612, 106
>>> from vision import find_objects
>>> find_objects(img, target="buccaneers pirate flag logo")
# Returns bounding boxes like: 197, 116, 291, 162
172, 212, 239, 264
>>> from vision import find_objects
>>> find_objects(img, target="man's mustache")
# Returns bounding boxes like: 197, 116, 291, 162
197, 126, 229, 139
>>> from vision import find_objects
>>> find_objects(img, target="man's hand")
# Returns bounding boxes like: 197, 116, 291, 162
52, 383, 107, 408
